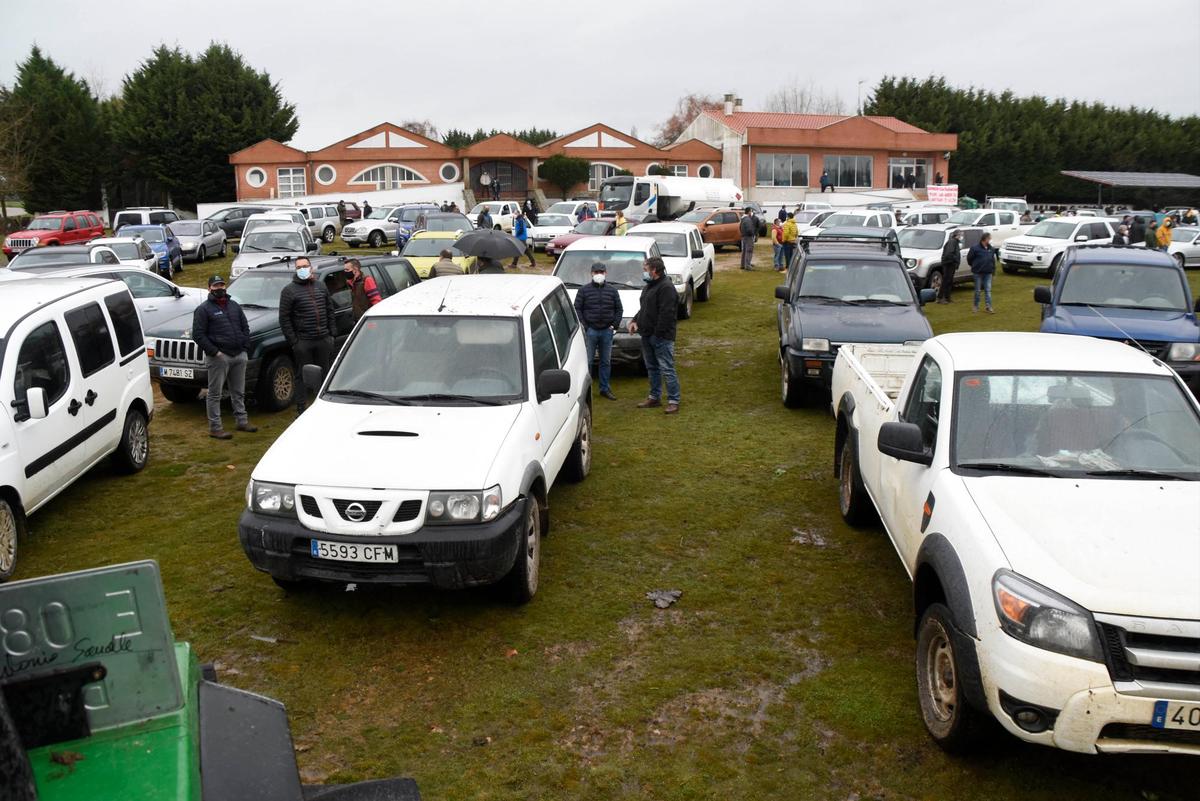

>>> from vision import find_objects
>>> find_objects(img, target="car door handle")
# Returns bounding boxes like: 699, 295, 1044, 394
85, 389, 98, 406
68, 398, 83, 416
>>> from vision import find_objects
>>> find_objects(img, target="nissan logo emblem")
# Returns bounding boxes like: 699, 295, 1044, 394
345, 502, 368, 522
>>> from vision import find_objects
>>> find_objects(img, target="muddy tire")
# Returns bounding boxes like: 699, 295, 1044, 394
916, 603, 985, 753
259, 354, 297, 412
781, 355, 806, 408
500, 496, 541, 604
838, 435, 875, 526
696, 267, 712, 302
561, 404, 592, 482
678, 283, 694, 320
112, 408, 150, 474
0, 498, 23, 581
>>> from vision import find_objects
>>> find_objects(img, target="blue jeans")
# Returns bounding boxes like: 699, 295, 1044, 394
772, 243, 783, 268
641, 335, 680, 404
973, 272, 993, 309
585, 327, 614, 393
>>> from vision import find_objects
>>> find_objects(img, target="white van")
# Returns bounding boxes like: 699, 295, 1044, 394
597, 176, 743, 222
0, 275, 155, 579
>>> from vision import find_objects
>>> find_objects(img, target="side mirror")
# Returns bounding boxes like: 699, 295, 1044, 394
232, 245, 240, 253
919, 288, 936, 305
774, 285, 789, 301
307, 242, 319, 253
704, 219, 715, 225
26, 388, 48, 420
173, 286, 183, 298
877, 421, 932, 465
536, 369, 570, 402
302, 364, 324, 392
1034, 286, 1052, 304
1074, 235, 1088, 242
691, 249, 704, 258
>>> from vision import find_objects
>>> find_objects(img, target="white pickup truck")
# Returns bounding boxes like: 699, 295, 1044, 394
626, 221, 715, 319
830, 333, 1200, 755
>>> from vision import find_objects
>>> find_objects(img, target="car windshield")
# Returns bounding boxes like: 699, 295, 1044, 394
1025, 221, 1076, 239
897, 229, 946, 250
108, 243, 143, 260
241, 231, 304, 253
326, 317, 524, 404
11, 248, 86, 265
677, 210, 710, 223
1059, 263, 1189, 311
228, 272, 292, 307
946, 211, 983, 225
403, 238, 463, 258
954, 372, 1200, 478
366, 208, 393, 220
798, 261, 914, 304
626, 231, 688, 257
130, 228, 165, 243
535, 214, 572, 227
548, 203, 580, 215
1171, 228, 1198, 243
820, 214, 869, 228
598, 182, 632, 210
794, 211, 821, 224
28, 218, 63, 230
171, 222, 202, 235
573, 220, 610, 235
398, 208, 424, 222
468, 204, 498, 216
423, 216, 469, 232
554, 249, 646, 289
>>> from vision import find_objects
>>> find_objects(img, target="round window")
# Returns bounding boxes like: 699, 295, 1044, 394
315, 164, 336, 185
246, 167, 266, 188
439, 162, 460, 182
698, 164, 714, 179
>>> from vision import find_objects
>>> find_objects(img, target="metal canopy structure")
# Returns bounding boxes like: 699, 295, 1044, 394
1061, 171, 1200, 188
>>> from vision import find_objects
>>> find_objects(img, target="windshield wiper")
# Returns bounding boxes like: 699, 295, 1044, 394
240, 245, 266, 252
797, 294, 847, 303
1083, 468, 1191, 481
845, 298, 908, 306
958, 462, 1059, 477
323, 389, 413, 406
393, 393, 505, 406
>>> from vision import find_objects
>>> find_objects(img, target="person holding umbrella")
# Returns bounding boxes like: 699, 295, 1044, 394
454, 227, 528, 274
511, 211, 536, 268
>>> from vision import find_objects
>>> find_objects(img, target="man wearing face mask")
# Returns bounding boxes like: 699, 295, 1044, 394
628, 256, 681, 414
573, 262, 622, 400
279, 256, 338, 414
192, 275, 256, 439
344, 258, 381, 321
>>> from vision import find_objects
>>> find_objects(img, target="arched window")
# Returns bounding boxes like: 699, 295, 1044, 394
589, 163, 620, 191
349, 164, 429, 189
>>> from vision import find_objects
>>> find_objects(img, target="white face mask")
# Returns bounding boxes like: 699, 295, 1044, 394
592, 273, 606, 285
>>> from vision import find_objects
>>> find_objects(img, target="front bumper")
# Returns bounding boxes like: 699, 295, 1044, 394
150, 360, 209, 387
785, 347, 835, 389
340, 232, 369, 245
1001, 250, 1050, 270
238, 500, 526, 588
980, 628, 1200, 755
611, 331, 643, 365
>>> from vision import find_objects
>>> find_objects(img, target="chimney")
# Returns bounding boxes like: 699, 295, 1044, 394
733, 97, 743, 113
723, 93, 735, 117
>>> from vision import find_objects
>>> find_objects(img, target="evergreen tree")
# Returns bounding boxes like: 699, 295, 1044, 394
539, 154, 590, 198
8, 47, 107, 212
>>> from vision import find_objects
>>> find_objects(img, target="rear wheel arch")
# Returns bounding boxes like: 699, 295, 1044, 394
833, 394, 857, 476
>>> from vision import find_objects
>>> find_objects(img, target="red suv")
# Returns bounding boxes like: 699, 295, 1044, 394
3, 210, 105, 258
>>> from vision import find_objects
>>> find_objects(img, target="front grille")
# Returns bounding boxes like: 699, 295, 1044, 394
332, 499, 382, 522
7, 238, 36, 250
1099, 723, 1200, 747
392, 500, 422, 522
154, 338, 204, 364
1005, 243, 1033, 253
1099, 621, 1200, 691
299, 495, 320, 517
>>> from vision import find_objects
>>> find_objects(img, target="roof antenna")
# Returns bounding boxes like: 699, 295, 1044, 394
437, 276, 453, 313
1085, 304, 1155, 360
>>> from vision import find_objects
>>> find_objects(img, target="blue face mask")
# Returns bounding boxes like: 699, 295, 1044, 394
296, 267, 311, 281
642, 270, 652, 283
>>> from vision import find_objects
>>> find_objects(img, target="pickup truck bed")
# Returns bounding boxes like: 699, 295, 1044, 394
833, 344, 918, 409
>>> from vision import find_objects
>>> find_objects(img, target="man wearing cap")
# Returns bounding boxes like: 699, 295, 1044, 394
191, 275, 256, 439
574, 262, 622, 400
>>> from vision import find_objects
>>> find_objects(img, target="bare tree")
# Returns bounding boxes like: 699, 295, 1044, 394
652, 92, 722, 147
763, 80, 847, 115
0, 91, 36, 221
400, 119, 440, 141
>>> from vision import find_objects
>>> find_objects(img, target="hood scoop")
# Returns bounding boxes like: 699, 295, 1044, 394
358, 430, 419, 437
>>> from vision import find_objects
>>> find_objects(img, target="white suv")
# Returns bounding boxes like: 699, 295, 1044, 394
1000, 217, 1115, 276
296, 203, 343, 243
469, 201, 523, 232
0, 275, 154, 579
238, 274, 593, 602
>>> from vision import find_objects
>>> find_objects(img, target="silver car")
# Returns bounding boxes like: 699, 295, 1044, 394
169, 219, 227, 263
340, 206, 400, 248
29, 264, 206, 333
297, 203, 343, 243
230, 223, 319, 278
896, 224, 980, 293
1169, 226, 1200, 269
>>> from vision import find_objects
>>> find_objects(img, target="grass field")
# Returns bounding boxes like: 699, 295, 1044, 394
14, 237, 1200, 800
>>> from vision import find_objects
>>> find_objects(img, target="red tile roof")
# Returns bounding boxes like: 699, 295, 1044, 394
701, 109, 928, 134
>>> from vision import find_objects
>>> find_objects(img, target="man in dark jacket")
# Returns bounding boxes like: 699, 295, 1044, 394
478, 208, 494, 230
344, 258, 381, 321
574, 262, 623, 400
967, 232, 996, 313
820, 170, 834, 193
629, 256, 680, 414
279, 257, 338, 413
937, 230, 963, 303
738, 209, 757, 270
1129, 215, 1146, 244
192, 275, 256, 439
1112, 225, 1132, 246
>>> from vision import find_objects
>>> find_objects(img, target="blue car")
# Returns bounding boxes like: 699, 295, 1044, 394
391, 203, 441, 246
775, 229, 936, 406
1034, 245, 1200, 394
117, 224, 184, 278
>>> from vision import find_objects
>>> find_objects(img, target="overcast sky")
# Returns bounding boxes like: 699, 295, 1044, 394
3, 0, 1198, 150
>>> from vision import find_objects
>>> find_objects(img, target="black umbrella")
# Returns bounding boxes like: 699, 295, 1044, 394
454, 229, 527, 260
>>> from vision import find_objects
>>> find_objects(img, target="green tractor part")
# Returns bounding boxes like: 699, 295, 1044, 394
0, 561, 420, 801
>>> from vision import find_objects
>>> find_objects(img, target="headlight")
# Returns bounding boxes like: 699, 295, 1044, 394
670, 273, 684, 285
801, 337, 830, 352
426, 485, 502, 524
249, 480, 297, 517
992, 570, 1102, 662
1033, 245, 1051, 254
905, 258, 917, 268
1167, 343, 1200, 362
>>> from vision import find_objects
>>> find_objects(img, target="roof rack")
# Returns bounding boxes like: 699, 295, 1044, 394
800, 228, 901, 256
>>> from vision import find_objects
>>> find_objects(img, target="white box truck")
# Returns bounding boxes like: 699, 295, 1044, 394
597, 176, 744, 222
